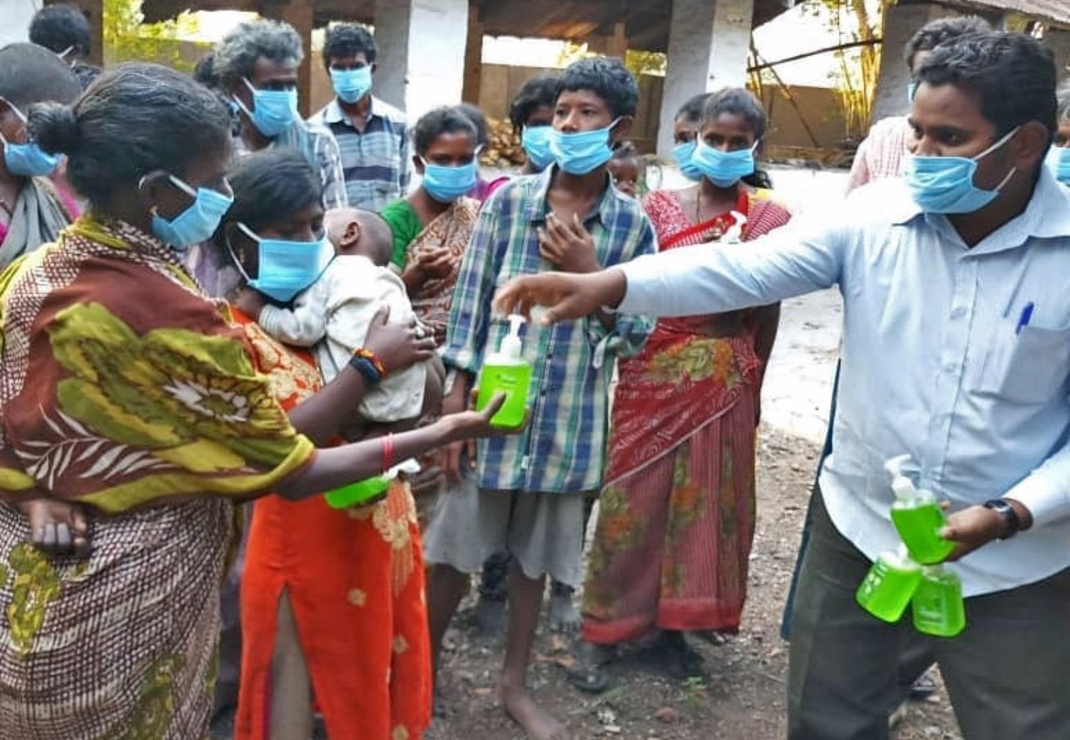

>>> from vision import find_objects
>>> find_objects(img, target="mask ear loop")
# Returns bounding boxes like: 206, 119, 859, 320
225, 223, 259, 284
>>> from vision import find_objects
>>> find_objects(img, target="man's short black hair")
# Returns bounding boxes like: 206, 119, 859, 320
322, 24, 377, 69
29, 4, 91, 56
903, 16, 992, 71
509, 74, 559, 133
917, 31, 1057, 138
555, 57, 639, 120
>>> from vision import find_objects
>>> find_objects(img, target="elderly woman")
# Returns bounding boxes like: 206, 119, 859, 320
0, 42, 81, 268
0, 63, 505, 739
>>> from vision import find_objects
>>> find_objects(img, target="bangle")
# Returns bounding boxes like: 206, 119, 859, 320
352, 347, 388, 379
381, 434, 395, 474
349, 356, 382, 385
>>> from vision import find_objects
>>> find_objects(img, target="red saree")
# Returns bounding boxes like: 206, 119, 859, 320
582, 188, 792, 644
232, 310, 432, 740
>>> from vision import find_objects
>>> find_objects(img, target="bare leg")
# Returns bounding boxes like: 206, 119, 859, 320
426, 562, 470, 678
500, 560, 567, 740
270, 589, 314, 740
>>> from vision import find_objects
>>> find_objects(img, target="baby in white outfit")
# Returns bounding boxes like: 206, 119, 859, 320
257, 208, 430, 429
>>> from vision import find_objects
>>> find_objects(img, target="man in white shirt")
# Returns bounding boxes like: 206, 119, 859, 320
494, 31, 1070, 740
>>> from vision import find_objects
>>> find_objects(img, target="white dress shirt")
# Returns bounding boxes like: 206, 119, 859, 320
620, 170, 1070, 597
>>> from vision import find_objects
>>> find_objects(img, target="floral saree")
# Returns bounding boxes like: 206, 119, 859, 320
582, 189, 792, 644
0, 216, 314, 739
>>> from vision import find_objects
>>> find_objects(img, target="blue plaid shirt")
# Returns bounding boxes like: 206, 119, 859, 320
444, 168, 656, 494
310, 98, 410, 212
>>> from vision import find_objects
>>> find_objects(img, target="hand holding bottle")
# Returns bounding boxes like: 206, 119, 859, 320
939, 500, 1032, 561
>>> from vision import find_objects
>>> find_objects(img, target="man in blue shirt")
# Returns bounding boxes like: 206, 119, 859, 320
496, 31, 1070, 740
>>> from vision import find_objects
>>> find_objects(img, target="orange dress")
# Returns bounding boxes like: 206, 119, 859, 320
232, 310, 432, 740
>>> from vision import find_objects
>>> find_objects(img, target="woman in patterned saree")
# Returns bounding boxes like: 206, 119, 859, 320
0, 63, 506, 740
573, 88, 793, 689
222, 150, 439, 740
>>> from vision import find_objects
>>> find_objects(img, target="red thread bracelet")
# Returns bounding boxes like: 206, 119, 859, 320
381, 434, 395, 475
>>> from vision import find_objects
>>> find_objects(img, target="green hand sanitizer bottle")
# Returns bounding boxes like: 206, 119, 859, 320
475, 314, 531, 430
886, 455, 955, 565
856, 545, 923, 623
324, 459, 420, 509
911, 565, 966, 637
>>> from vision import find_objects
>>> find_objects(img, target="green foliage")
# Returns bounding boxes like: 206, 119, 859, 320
103, 0, 207, 72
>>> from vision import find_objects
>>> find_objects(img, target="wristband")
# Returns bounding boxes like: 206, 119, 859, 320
352, 347, 388, 379
349, 356, 382, 385
983, 499, 1020, 540
381, 434, 395, 474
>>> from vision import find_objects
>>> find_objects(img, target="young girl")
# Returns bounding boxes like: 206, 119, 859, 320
572, 87, 793, 690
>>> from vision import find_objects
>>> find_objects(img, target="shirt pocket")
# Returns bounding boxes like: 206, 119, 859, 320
982, 321, 1070, 405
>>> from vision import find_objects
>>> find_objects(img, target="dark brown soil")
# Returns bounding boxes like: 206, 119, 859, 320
427, 429, 963, 740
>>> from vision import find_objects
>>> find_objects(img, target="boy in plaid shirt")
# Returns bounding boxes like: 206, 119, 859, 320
424, 58, 655, 739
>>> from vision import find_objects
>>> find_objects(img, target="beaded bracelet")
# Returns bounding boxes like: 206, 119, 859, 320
381, 434, 395, 475
353, 347, 388, 379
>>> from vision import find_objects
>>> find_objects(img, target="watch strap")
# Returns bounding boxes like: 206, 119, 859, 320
983, 499, 1020, 540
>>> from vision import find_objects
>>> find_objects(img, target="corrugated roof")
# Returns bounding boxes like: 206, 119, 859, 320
953, 0, 1070, 27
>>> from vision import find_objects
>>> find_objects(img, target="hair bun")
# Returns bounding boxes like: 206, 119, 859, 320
29, 102, 79, 155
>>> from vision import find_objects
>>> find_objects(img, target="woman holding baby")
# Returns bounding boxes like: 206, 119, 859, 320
0, 66, 501, 740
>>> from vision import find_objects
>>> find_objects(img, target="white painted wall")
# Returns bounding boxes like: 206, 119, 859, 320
373, 0, 468, 124
0, 0, 43, 47
658, 0, 755, 157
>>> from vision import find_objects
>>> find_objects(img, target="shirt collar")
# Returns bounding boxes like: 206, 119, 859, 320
888, 165, 1070, 253
322, 96, 386, 126
522, 165, 624, 227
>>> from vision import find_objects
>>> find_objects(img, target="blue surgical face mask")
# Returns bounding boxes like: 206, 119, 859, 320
521, 126, 554, 171
907, 80, 918, 105
330, 66, 372, 104
692, 140, 757, 188
234, 78, 298, 139
1, 104, 60, 177
227, 222, 334, 303
673, 140, 702, 182
420, 158, 479, 203
1044, 145, 1070, 186
144, 174, 234, 251
549, 118, 620, 175
904, 127, 1019, 215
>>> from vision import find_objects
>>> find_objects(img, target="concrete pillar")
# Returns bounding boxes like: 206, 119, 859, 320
374, 0, 469, 122
657, 0, 755, 157
461, 3, 482, 105
1, 0, 41, 48
870, 1, 1000, 126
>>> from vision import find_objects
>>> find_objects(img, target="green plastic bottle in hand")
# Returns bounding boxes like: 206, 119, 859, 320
911, 565, 966, 637
856, 545, 923, 623
476, 314, 531, 430
886, 455, 955, 565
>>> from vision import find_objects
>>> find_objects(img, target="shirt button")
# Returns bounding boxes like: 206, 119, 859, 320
951, 306, 967, 319
943, 362, 956, 373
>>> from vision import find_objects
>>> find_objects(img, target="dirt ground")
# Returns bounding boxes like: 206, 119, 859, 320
427, 428, 964, 740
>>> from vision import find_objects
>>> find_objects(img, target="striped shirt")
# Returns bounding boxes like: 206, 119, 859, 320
311, 98, 410, 212
233, 119, 348, 210
444, 168, 656, 494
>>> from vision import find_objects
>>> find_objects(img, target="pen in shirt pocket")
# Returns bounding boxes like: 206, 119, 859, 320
1015, 302, 1035, 334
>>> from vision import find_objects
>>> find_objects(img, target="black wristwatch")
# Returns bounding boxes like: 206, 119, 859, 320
983, 499, 1020, 540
